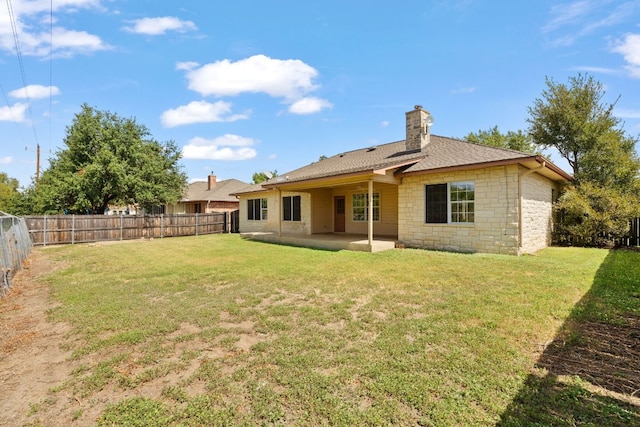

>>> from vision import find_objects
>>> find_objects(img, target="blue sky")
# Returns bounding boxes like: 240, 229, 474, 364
1, 0, 640, 188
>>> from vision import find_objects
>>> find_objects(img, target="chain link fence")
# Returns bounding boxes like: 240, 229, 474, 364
1, 211, 32, 295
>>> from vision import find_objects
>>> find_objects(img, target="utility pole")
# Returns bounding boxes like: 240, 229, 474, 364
36, 144, 40, 184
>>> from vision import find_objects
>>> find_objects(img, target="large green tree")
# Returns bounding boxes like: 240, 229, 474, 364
0, 172, 21, 214
32, 104, 187, 214
251, 170, 278, 184
527, 74, 640, 246
527, 74, 627, 181
465, 126, 538, 153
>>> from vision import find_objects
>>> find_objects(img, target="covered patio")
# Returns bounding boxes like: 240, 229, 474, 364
240, 232, 398, 253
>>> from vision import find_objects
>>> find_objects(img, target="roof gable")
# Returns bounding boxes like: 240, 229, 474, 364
182, 178, 248, 202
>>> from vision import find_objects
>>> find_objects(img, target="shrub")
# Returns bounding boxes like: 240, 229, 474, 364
553, 183, 639, 247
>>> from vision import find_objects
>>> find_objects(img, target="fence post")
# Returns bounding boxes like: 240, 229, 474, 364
71, 214, 75, 244
195, 213, 199, 236
224, 211, 228, 233
43, 215, 47, 247
120, 213, 123, 241
160, 214, 164, 239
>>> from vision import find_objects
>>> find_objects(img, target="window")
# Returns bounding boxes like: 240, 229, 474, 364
283, 195, 301, 221
352, 192, 380, 221
425, 184, 447, 223
247, 198, 268, 220
193, 203, 202, 214
425, 181, 474, 224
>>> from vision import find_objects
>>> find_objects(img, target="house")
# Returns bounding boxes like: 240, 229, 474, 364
166, 173, 247, 215
233, 105, 571, 255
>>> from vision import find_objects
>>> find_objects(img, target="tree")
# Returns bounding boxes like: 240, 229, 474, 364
32, 104, 187, 214
527, 74, 640, 246
0, 172, 21, 214
553, 183, 639, 247
527, 74, 623, 179
252, 170, 278, 184
465, 126, 538, 153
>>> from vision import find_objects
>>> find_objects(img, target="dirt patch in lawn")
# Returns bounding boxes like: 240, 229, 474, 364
0, 249, 275, 426
538, 315, 640, 402
0, 250, 76, 426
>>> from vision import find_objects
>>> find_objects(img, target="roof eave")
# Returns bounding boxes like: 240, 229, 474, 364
399, 156, 572, 182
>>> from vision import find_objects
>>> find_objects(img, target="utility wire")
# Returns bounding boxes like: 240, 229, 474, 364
0, 81, 25, 144
49, 0, 53, 153
6, 0, 39, 145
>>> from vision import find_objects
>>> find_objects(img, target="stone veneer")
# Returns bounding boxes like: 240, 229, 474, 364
398, 165, 559, 255
520, 170, 555, 254
399, 165, 521, 254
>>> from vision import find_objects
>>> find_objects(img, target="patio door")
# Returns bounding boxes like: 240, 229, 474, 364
334, 196, 345, 232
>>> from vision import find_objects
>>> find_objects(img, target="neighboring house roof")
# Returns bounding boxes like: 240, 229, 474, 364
181, 178, 247, 202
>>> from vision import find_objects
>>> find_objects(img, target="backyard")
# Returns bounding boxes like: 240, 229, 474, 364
1, 234, 638, 426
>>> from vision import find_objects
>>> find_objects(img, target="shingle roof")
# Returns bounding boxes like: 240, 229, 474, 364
182, 178, 248, 202
404, 136, 534, 173
264, 135, 535, 184
232, 134, 570, 195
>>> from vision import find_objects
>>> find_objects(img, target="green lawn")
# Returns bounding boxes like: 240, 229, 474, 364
30, 235, 640, 426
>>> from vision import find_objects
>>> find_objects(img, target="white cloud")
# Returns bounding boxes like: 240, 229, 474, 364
160, 100, 250, 127
451, 86, 476, 94
614, 107, 640, 119
380, 121, 389, 128
176, 61, 199, 71
0, 156, 13, 164
572, 65, 618, 74
182, 134, 257, 160
0, 103, 27, 122
542, 1, 591, 34
183, 54, 320, 100
542, 1, 638, 47
613, 33, 640, 78
288, 97, 332, 114
189, 135, 255, 147
0, 0, 109, 57
123, 16, 197, 35
9, 84, 61, 99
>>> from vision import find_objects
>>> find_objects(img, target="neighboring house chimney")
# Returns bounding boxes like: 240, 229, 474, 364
405, 105, 433, 151
207, 172, 217, 190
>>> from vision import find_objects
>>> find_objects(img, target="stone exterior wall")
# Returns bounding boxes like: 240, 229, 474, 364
520, 170, 556, 254
398, 165, 521, 254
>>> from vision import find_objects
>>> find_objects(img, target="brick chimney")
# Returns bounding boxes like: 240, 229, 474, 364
405, 105, 432, 151
207, 172, 217, 190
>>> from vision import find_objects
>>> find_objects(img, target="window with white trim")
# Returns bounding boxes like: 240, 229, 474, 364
247, 198, 268, 220
352, 192, 380, 222
425, 181, 474, 224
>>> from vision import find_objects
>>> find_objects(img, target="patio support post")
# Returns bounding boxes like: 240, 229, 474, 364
277, 188, 282, 237
368, 179, 373, 247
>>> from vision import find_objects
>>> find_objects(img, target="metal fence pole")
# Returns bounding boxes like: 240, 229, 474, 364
161, 214, 164, 238
71, 214, 75, 244
120, 213, 123, 241
195, 213, 199, 236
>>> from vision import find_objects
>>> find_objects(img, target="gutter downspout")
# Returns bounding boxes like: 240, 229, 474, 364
518, 161, 546, 254
368, 179, 374, 250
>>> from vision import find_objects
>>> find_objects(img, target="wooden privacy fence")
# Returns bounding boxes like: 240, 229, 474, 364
624, 217, 640, 247
25, 212, 236, 246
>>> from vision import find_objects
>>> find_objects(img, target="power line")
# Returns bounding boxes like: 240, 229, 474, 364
5, 0, 39, 146
49, 0, 53, 153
